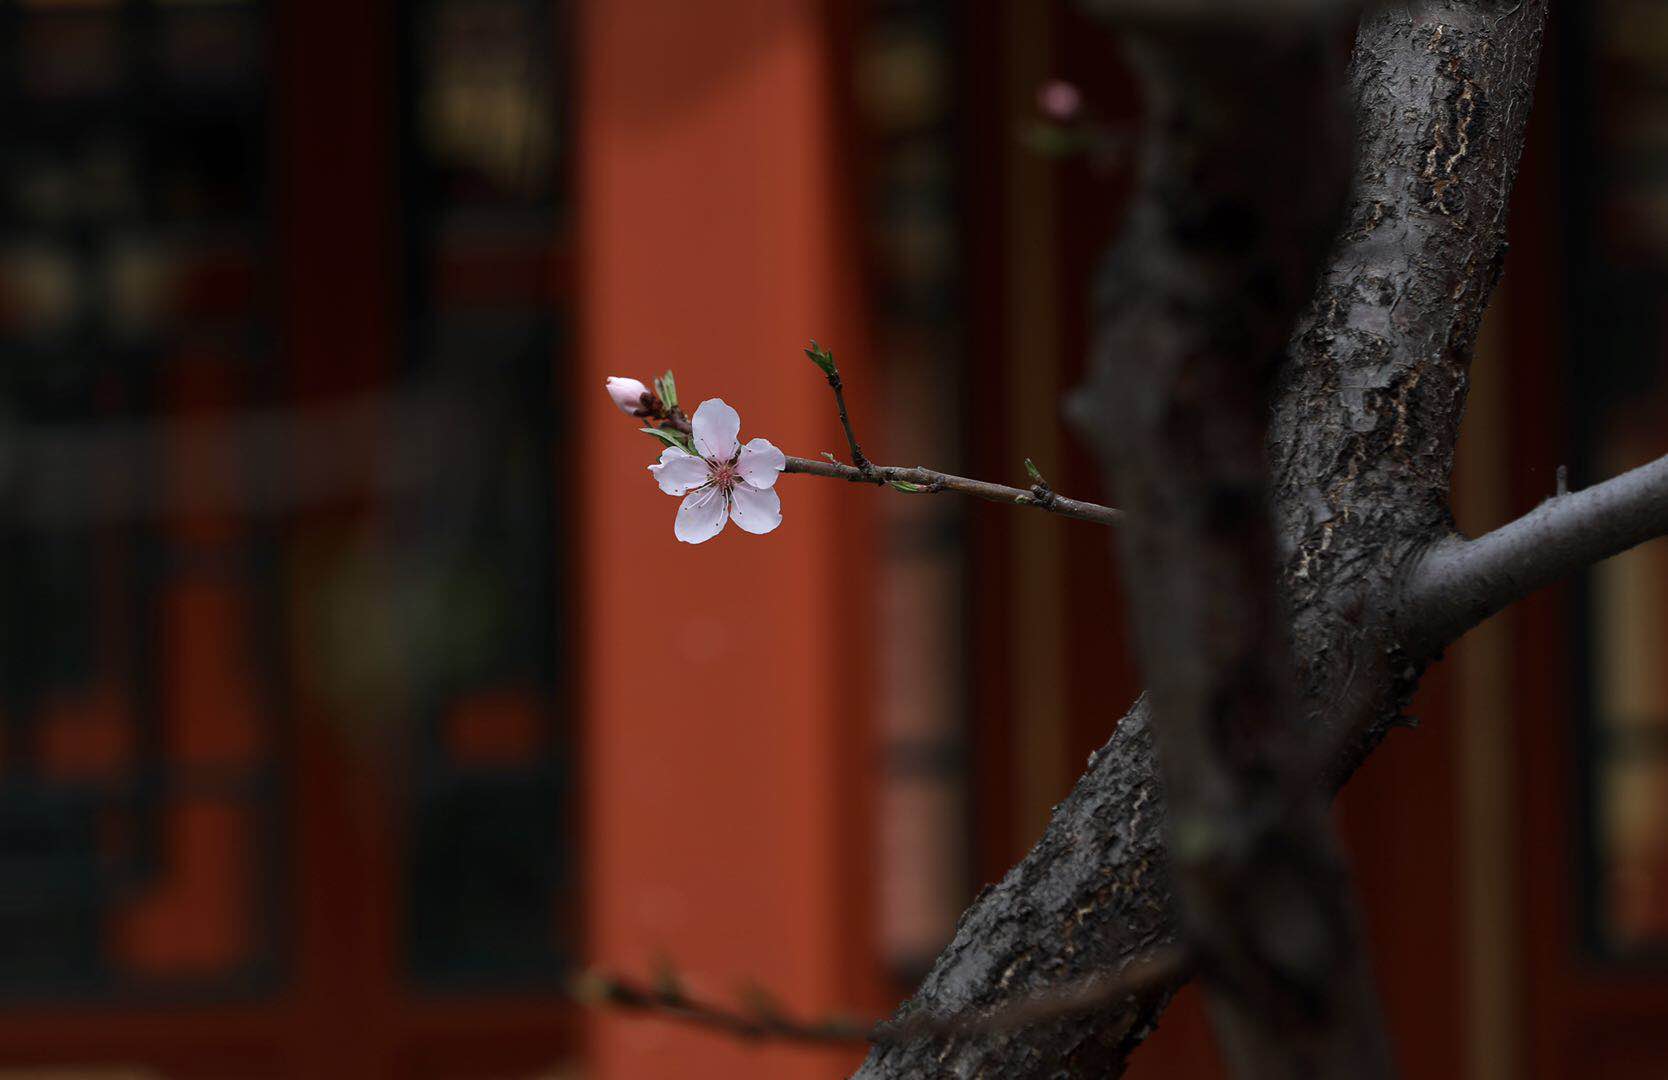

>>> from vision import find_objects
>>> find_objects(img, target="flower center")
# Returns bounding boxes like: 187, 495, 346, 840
711, 462, 738, 491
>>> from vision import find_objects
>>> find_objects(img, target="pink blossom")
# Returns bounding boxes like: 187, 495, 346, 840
648, 399, 785, 544
1037, 79, 1083, 122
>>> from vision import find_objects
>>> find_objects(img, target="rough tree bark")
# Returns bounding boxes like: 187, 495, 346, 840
1084, 10, 1400, 1076
855, 1, 1551, 1076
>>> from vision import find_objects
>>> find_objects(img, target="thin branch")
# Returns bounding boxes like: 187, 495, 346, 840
793, 341, 1120, 525
829, 370, 868, 471
784, 455, 1122, 526
570, 946, 1188, 1049
1402, 451, 1668, 653
633, 346, 1123, 527
568, 970, 869, 1047
802, 340, 872, 473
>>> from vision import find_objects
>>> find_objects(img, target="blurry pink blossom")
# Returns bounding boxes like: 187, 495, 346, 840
1036, 79, 1083, 122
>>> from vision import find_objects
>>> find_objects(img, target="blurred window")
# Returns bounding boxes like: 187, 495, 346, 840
0, 0, 279, 996
1573, 0, 1668, 957
856, 0, 973, 986
397, 0, 572, 989
0, 0, 575, 1004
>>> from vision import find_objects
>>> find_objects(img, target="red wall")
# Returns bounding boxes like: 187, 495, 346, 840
578, 3, 878, 1077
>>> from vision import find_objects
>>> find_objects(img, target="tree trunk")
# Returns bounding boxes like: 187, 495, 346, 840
853, 2, 1549, 1076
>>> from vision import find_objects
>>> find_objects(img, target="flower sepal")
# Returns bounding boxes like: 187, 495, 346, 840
640, 426, 694, 455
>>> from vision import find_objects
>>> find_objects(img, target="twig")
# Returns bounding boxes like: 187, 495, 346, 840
793, 341, 1119, 525
569, 946, 1190, 1049
804, 340, 872, 474
569, 969, 870, 1047
1025, 457, 1060, 512
784, 455, 1121, 527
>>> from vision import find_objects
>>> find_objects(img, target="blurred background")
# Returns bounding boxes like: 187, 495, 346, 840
0, 0, 1663, 1077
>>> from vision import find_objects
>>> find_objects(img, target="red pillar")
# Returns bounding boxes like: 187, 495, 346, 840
578, 4, 872, 1077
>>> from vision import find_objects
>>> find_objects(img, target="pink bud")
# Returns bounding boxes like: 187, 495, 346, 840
606, 376, 653, 416
1036, 79, 1082, 122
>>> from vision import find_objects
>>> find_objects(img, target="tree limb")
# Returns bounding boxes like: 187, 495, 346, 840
859, 699, 1188, 1077
1402, 452, 1668, 653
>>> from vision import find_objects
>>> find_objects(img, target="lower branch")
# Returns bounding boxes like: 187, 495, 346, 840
569, 969, 870, 1047
1402, 452, 1668, 653
575, 932, 1188, 1051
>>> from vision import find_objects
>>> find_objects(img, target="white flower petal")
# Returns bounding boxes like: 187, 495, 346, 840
736, 437, 786, 489
692, 398, 741, 463
729, 482, 782, 535
675, 485, 729, 544
648, 446, 711, 495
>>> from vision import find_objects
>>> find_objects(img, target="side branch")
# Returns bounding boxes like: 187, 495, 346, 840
1402, 452, 1668, 653
802, 339, 872, 473
572, 944, 1188, 1049
569, 969, 869, 1047
795, 340, 1121, 526
784, 455, 1123, 527
824, 375, 870, 473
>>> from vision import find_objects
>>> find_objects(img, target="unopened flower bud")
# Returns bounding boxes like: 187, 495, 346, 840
606, 376, 653, 417
1036, 79, 1082, 122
